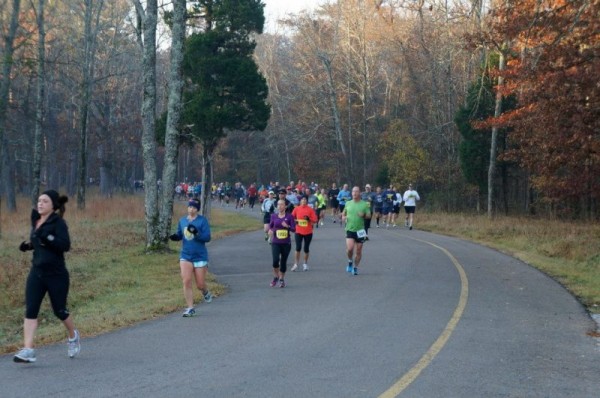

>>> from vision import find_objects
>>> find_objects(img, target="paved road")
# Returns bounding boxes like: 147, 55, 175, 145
2, 209, 599, 397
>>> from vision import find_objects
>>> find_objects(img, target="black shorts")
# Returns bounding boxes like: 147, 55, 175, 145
345, 230, 366, 243
404, 206, 416, 214
330, 199, 339, 209
393, 205, 400, 214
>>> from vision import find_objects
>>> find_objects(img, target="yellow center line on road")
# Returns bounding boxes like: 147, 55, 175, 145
378, 235, 469, 398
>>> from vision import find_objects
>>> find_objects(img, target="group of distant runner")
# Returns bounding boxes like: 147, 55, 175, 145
250, 180, 421, 288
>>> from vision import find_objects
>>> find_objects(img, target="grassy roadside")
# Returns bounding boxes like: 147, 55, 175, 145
1, 195, 598, 354
0, 195, 259, 354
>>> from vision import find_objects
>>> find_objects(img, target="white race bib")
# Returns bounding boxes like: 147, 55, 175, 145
356, 229, 367, 238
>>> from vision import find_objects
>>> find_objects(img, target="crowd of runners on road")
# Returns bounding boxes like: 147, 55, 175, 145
207, 179, 421, 287
13, 179, 419, 364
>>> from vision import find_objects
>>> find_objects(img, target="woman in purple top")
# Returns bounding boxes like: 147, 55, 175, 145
268, 200, 296, 288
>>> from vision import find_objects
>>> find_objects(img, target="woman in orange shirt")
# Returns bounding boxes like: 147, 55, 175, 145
291, 196, 318, 271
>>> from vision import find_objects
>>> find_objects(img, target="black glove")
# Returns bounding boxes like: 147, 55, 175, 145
187, 225, 198, 235
304, 215, 310, 221
19, 241, 33, 252
169, 233, 181, 241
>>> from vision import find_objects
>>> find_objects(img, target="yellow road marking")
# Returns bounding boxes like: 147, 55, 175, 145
378, 236, 469, 398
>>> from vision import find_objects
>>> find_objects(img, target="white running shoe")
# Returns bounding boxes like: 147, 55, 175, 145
14, 348, 36, 363
68, 329, 81, 358
182, 307, 196, 317
303, 264, 309, 271
291, 264, 298, 272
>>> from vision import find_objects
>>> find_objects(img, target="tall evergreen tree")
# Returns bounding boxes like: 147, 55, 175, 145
183, 0, 270, 215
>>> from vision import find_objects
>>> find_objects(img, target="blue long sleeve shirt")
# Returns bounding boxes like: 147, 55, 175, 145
174, 215, 211, 262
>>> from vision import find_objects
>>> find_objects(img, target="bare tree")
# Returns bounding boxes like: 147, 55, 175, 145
75, 0, 104, 209
133, 0, 159, 249
31, 0, 45, 207
159, 0, 186, 241
0, 0, 21, 224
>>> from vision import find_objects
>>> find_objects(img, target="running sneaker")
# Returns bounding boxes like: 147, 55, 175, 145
353, 267, 359, 275
303, 264, 309, 271
203, 291, 213, 303
270, 277, 279, 287
290, 264, 298, 272
13, 348, 36, 363
409, 226, 413, 230
182, 307, 196, 317
68, 329, 81, 358
346, 264, 353, 273
279, 279, 286, 288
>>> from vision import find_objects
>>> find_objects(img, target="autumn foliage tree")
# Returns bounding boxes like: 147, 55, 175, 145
482, 0, 600, 218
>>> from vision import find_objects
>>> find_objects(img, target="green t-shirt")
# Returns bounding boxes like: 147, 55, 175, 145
343, 200, 370, 232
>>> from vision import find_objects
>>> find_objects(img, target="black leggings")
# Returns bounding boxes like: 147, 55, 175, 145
295, 233, 313, 253
271, 243, 291, 273
25, 269, 71, 321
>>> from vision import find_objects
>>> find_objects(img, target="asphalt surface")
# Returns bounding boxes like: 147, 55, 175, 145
2, 207, 599, 397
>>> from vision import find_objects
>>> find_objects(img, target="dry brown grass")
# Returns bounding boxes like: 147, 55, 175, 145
0, 194, 259, 354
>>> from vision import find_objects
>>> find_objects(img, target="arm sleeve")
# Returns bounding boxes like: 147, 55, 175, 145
53, 219, 71, 252
176, 220, 183, 239
195, 218, 211, 242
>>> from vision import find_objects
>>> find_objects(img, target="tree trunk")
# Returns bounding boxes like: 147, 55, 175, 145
31, 0, 46, 207
159, 0, 186, 242
320, 55, 347, 174
134, 0, 160, 249
487, 49, 505, 218
0, 0, 21, 225
77, 0, 103, 210
200, 144, 212, 218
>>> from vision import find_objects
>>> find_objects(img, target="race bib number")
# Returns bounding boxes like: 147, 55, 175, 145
297, 219, 308, 227
276, 229, 289, 239
356, 229, 367, 238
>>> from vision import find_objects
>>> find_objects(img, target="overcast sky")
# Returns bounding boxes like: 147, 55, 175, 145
263, 0, 325, 30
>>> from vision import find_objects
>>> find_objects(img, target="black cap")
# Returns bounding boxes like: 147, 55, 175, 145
42, 190, 60, 210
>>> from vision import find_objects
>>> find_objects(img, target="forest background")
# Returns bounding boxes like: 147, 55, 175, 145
0, 0, 598, 222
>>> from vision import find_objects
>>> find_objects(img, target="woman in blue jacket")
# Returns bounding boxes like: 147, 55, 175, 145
170, 199, 212, 317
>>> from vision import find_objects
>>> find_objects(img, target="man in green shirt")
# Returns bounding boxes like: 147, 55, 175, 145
342, 186, 371, 275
